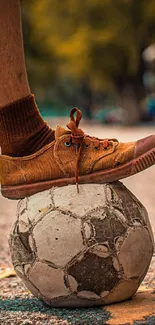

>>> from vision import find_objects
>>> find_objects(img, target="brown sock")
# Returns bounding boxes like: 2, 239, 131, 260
0, 95, 55, 157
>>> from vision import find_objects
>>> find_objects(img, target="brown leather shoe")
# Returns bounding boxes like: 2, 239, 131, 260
1, 108, 155, 199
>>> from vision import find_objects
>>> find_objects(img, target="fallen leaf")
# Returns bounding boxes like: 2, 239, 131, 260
0, 267, 16, 279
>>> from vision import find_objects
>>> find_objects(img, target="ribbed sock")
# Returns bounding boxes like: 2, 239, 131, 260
0, 95, 55, 157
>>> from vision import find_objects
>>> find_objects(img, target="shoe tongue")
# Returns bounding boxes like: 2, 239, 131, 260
55, 125, 71, 141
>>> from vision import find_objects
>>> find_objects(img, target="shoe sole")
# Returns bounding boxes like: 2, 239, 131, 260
2, 147, 155, 199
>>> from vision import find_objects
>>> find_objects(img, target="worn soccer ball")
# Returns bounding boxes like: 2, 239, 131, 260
9, 182, 154, 307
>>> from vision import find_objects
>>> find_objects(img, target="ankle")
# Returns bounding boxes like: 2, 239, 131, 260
0, 95, 55, 156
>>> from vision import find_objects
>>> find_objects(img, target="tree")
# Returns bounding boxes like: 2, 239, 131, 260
22, 0, 155, 124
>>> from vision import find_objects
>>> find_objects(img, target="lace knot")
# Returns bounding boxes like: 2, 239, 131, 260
71, 135, 84, 144
67, 108, 84, 141
66, 107, 116, 193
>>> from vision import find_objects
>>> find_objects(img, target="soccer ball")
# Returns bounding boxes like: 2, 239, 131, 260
9, 182, 154, 307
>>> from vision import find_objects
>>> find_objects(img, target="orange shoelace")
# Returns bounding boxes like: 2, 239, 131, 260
66, 107, 112, 192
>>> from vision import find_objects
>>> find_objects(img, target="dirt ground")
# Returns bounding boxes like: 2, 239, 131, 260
0, 121, 155, 324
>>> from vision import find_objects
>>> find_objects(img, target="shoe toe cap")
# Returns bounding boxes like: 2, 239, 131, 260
135, 135, 155, 158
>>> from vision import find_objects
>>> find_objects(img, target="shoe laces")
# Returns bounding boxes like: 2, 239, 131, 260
66, 107, 117, 192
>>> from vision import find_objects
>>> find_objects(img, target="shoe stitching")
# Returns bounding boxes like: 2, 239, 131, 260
53, 134, 73, 178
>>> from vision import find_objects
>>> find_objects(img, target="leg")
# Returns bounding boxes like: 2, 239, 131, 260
0, 0, 54, 156
0, 0, 30, 105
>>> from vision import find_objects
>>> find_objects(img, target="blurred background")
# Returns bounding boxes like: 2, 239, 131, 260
0, 0, 155, 284
21, 0, 155, 125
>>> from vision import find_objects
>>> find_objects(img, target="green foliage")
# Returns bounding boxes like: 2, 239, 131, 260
21, 0, 155, 124
22, 1, 155, 89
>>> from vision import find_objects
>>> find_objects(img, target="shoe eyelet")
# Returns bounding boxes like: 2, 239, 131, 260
64, 141, 71, 147
84, 144, 89, 149
103, 147, 108, 150
94, 146, 99, 150
115, 161, 121, 167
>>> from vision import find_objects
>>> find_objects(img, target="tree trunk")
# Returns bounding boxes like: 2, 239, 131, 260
118, 84, 142, 125
80, 81, 93, 119
115, 48, 146, 125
